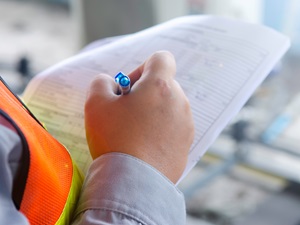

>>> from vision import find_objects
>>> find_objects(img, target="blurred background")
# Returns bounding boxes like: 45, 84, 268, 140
1, 0, 300, 224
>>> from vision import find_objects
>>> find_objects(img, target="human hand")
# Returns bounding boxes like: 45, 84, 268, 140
84, 51, 194, 183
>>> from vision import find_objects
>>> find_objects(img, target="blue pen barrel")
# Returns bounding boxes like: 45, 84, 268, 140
115, 72, 125, 83
114, 72, 131, 95
119, 76, 130, 94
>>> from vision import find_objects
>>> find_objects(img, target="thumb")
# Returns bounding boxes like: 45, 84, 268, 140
86, 74, 119, 104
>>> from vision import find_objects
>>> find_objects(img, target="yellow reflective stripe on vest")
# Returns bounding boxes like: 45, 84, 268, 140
56, 161, 84, 225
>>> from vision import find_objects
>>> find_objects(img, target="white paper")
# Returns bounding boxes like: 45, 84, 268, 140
22, 15, 290, 182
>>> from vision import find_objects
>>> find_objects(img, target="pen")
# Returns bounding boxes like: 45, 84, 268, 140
114, 72, 131, 95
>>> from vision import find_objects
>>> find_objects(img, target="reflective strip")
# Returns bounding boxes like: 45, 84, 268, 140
56, 161, 84, 225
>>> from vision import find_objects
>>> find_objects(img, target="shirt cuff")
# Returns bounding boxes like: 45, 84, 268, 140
74, 152, 186, 225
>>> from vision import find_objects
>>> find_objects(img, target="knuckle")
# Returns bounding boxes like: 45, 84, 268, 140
154, 78, 172, 97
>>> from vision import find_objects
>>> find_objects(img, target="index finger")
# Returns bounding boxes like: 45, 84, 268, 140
128, 51, 176, 86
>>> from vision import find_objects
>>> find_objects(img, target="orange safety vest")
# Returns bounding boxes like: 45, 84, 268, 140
0, 77, 84, 225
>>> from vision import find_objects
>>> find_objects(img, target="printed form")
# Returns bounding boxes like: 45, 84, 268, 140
22, 16, 290, 181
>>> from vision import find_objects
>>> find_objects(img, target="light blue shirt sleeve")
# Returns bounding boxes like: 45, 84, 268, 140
72, 153, 186, 225
0, 125, 186, 225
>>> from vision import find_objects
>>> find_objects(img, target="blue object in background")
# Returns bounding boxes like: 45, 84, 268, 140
263, 0, 287, 31
263, 0, 300, 55
261, 115, 291, 144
